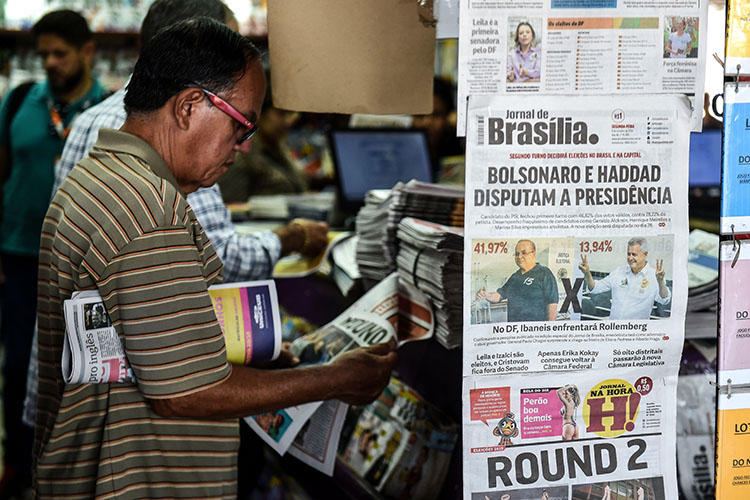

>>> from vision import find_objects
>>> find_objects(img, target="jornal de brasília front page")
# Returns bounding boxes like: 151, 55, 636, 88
462, 94, 690, 499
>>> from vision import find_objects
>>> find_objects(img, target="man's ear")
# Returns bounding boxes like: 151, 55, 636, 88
173, 87, 205, 131
81, 41, 95, 68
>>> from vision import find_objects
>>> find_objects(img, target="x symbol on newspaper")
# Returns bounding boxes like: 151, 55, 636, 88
560, 278, 584, 314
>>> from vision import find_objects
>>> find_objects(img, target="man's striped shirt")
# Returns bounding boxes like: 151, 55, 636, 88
36, 128, 238, 499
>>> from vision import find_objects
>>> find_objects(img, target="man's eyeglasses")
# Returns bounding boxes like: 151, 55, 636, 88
194, 84, 258, 144
514, 250, 535, 257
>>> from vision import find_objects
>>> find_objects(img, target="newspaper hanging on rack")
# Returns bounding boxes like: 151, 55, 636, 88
456, 0, 708, 135
462, 94, 690, 499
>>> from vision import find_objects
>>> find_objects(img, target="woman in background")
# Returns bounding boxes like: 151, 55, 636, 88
507, 21, 541, 82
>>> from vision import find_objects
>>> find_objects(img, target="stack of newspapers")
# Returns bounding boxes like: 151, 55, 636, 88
354, 189, 393, 287
338, 376, 458, 500
687, 229, 719, 312
356, 181, 464, 289
396, 217, 463, 349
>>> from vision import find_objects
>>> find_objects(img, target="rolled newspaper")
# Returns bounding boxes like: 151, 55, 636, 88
61, 290, 134, 384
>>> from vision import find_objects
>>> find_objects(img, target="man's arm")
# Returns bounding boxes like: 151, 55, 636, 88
655, 258, 670, 301
189, 186, 328, 282
547, 303, 557, 321
97, 217, 394, 420
149, 341, 398, 419
578, 254, 596, 290
273, 218, 329, 257
476, 286, 502, 303
543, 267, 559, 321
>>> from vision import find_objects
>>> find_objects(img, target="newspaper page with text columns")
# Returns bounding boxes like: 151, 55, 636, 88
461, 93, 691, 499
456, 2, 708, 136
462, 94, 690, 376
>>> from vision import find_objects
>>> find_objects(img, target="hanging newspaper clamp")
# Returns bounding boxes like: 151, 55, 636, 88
732, 225, 742, 268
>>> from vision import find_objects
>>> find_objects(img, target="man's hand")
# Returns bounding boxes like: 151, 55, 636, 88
274, 219, 329, 257
331, 340, 398, 406
579, 254, 595, 291
655, 258, 670, 299
655, 258, 665, 282
578, 254, 590, 274
256, 342, 300, 369
477, 288, 502, 303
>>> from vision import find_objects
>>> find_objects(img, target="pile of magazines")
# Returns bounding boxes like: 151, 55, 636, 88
356, 180, 464, 289
338, 376, 458, 500
396, 217, 464, 349
687, 229, 719, 312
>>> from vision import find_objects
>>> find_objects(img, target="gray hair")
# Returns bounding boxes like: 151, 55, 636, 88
627, 237, 648, 253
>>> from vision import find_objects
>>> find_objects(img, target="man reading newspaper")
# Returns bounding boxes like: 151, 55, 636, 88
35, 19, 397, 499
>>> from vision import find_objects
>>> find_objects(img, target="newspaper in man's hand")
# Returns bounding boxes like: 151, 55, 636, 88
244, 272, 435, 470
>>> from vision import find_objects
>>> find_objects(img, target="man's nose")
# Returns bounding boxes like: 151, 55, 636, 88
43, 55, 60, 71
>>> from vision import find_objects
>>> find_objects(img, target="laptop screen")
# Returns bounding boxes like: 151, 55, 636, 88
689, 128, 722, 187
330, 129, 433, 209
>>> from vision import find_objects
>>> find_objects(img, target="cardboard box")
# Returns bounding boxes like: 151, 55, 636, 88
268, 0, 436, 115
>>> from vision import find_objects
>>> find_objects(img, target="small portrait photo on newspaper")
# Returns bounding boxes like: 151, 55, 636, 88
506, 17, 542, 85
663, 16, 698, 59
575, 235, 674, 321
471, 237, 572, 324
84, 302, 112, 330
571, 477, 664, 500
253, 409, 291, 443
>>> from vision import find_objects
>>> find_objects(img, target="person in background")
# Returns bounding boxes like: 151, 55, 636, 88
0, 10, 107, 496
53, 0, 326, 285
35, 17, 397, 497
412, 77, 463, 178
218, 77, 308, 202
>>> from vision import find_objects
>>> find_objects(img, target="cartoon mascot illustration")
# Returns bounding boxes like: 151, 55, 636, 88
493, 412, 519, 446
